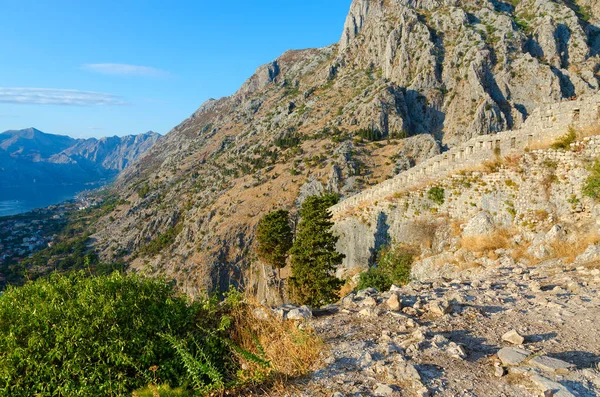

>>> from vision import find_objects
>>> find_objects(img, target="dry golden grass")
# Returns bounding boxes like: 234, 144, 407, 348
528, 136, 562, 151
338, 268, 363, 298
503, 155, 522, 170
411, 218, 439, 249
460, 229, 511, 253
584, 260, 600, 270
482, 158, 504, 173
528, 124, 600, 151
450, 220, 463, 237
550, 232, 600, 263
510, 240, 535, 264
578, 124, 600, 139
228, 298, 324, 383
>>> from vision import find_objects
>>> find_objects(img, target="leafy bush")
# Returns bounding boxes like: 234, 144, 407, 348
551, 126, 577, 150
355, 268, 390, 292
356, 245, 414, 292
133, 384, 193, 397
0, 272, 242, 396
583, 158, 600, 201
427, 186, 445, 205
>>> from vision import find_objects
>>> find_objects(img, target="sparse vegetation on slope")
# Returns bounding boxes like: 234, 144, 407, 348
583, 158, 600, 201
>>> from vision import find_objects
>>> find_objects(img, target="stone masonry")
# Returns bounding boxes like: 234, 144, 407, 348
331, 93, 600, 216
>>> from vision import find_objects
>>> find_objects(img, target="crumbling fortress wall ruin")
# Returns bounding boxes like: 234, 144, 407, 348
331, 93, 600, 216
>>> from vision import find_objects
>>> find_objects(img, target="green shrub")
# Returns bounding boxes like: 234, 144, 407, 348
133, 384, 193, 397
138, 183, 151, 199
551, 126, 577, 150
583, 158, 600, 201
427, 186, 445, 206
356, 245, 414, 292
0, 272, 241, 396
355, 267, 390, 292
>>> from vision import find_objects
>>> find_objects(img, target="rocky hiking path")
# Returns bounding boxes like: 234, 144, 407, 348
279, 258, 600, 396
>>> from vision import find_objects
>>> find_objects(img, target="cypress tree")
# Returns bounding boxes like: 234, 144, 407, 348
289, 194, 345, 307
255, 210, 293, 273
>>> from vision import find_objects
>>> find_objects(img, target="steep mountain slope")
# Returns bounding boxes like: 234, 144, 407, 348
94, 0, 600, 296
0, 129, 160, 187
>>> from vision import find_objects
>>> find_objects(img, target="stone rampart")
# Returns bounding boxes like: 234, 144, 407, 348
331, 93, 600, 216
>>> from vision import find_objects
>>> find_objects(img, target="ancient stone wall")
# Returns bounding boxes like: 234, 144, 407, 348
333, 134, 600, 277
331, 93, 600, 215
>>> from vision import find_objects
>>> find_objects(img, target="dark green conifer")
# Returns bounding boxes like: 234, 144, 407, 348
255, 209, 293, 273
290, 194, 344, 307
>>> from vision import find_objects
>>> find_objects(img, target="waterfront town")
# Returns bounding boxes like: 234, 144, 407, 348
0, 195, 103, 274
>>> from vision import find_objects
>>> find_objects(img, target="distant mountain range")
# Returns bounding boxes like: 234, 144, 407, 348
0, 128, 160, 187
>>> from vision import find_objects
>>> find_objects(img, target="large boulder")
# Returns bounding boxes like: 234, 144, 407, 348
544, 224, 566, 243
462, 212, 495, 237
575, 244, 600, 264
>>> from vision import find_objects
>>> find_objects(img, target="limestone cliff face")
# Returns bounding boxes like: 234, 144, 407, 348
335, 0, 600, 144
94, 0, 600, 299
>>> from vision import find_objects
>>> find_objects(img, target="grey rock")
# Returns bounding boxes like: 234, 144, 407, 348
272, 307, 286, 320
360, 351, 374, 367
341, 293, 356, 308
296, 177, 325, 207
497, 347, 531, 366
286, 305, 312, 320
529, 355, 576, 374
545, 224, 567, 243
361, 296, 378, 307
463, 212, 496, 237
374, 383, 397, 396
575, 244, 600, 264
530, 374, 576, 397
501, 329, 525, 345
429, 300, 451, 316
395, 360, 422, 382
252, 307, 270, 321
447, 342, 468, 360
394, 134, 441, 174
358, 307, 378, 317
527, 243, 554, 260
494, 364, 506, 377
387, 293, 402, 311
356, 288, 379, 298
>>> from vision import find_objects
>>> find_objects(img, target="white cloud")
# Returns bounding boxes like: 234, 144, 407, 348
83, 63, 170, 77
0, 88, 126, 106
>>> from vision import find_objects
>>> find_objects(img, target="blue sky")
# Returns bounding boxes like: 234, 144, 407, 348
0, 0, 351, 138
